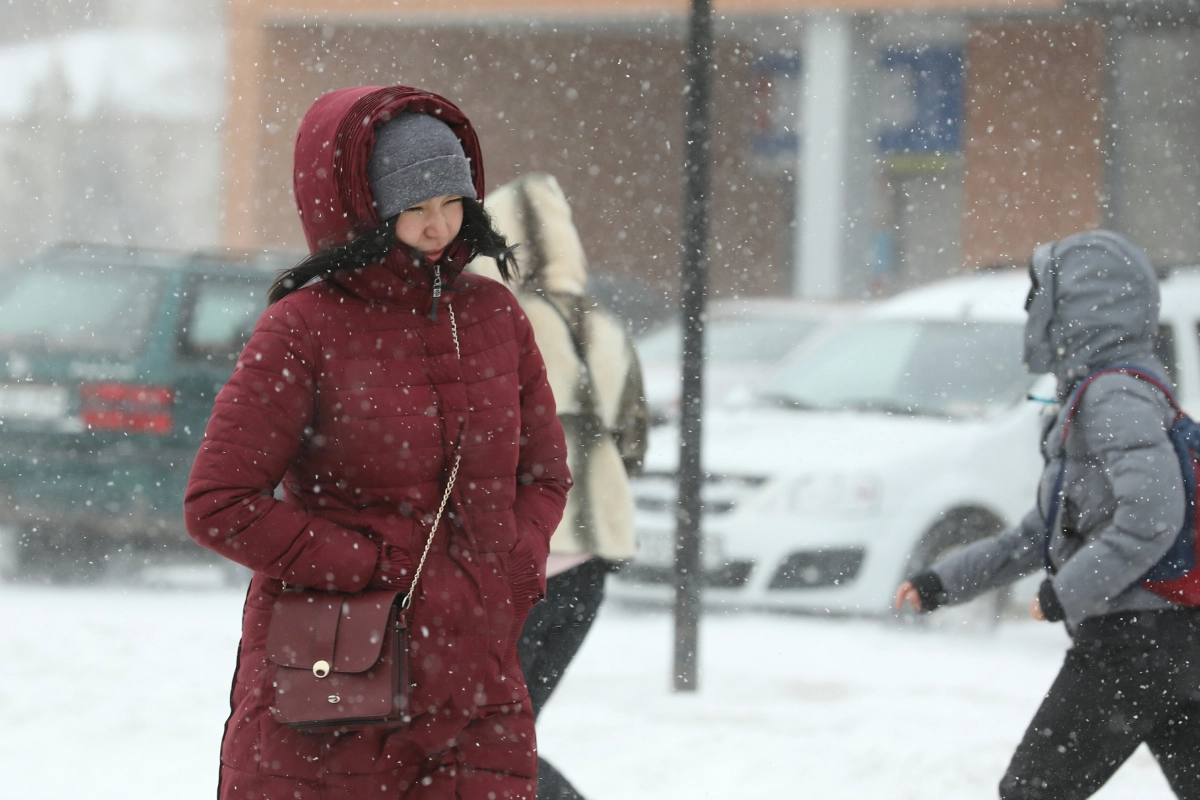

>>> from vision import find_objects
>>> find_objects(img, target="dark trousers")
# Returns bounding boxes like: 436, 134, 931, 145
1000, 610, 1200, 799
518, 557, 607, 800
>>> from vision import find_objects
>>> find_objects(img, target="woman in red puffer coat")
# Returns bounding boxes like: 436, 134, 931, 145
184, 85, 571, 800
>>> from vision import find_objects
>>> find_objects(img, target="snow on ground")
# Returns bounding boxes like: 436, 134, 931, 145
0, 582, 1178, 800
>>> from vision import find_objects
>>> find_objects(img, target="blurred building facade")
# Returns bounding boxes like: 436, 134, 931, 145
5, 1, 1196, 303
223, 0, 1200, 302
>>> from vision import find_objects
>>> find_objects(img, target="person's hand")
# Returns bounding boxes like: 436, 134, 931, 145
1029, 593, 1046, 621
370, 543, 412, 590
894, 581, 923, 612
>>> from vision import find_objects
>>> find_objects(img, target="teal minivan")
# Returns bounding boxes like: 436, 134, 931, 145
0, 244, 288, 579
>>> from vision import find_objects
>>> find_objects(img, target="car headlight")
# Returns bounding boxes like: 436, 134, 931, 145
633, 471, 769, 517
759, 473, 881, 517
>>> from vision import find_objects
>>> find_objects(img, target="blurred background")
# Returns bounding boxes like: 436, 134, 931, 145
2, 2, 1198, 797
6, 0, 1199, 300
4, 0, 1195, 606
2, 1, 225, 256
5, 0, 1197, 591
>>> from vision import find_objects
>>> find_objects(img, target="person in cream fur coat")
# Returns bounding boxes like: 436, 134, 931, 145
470, 172, 648, 800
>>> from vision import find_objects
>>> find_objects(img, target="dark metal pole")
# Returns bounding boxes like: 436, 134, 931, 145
673, 0, 712, 693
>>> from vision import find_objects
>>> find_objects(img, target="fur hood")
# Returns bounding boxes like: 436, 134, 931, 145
470, 173, 648, 559
470, 173, 588, 296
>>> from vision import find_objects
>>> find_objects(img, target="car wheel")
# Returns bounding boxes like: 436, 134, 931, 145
903, 509, 1011, 631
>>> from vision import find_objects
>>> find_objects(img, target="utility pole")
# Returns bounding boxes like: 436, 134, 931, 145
673, 0, 712, 693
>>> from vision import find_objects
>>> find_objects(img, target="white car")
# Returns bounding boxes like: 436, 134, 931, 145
614, 268, 1200, 614
636, 298, 852, 425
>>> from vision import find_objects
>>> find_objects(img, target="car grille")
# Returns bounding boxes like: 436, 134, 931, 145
632, 471, 768, 517
618, 561, 755, 589
768, 548, 865, 590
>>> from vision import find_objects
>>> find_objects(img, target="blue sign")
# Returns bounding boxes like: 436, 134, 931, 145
878, 47, 963, 154
751, 53, 802, 161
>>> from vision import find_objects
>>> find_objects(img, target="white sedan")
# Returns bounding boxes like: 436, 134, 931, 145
636, 298, 850, 426
614, 268, 1200, 614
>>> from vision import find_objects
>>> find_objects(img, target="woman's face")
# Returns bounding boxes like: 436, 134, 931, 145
394, 195, 464, 263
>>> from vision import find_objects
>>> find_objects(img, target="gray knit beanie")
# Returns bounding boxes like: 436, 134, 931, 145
367, 113, 477, 220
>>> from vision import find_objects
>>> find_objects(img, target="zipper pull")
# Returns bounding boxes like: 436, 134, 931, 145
429, 263, 441, 322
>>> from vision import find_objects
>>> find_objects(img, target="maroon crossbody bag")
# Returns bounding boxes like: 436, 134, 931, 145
263, 307, 463, 732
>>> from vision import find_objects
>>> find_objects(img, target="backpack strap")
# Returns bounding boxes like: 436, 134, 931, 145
1042, 365, 1178, 572
1059, 366, 1180, 442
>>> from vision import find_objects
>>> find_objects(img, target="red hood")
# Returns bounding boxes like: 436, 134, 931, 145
292, 86, 486, 296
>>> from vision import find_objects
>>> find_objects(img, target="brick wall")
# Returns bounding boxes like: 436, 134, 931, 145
238, 21, 797, 298
962, 20, 1106, 267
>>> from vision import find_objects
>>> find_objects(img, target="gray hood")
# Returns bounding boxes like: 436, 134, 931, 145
1024, 229, 1159, 392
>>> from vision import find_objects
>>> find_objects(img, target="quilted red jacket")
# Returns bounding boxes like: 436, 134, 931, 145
184, 86, 571, 800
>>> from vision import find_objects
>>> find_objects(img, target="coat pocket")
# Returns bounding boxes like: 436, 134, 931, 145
503, 532, 549, 665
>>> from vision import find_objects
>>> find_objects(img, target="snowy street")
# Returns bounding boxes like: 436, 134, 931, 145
0, 582, 1177, 799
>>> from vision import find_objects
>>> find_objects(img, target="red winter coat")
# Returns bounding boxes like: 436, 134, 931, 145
184, 86, 571, 800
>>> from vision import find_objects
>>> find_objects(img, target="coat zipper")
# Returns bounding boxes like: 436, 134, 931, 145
428, 263, 441, 322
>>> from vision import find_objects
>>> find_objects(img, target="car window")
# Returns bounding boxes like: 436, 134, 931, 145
1154, 322, 1176, 384
178, 275, 267, 362
0, 263, 163, 358
636, 317, 821, 365
759, 319, 1032, 418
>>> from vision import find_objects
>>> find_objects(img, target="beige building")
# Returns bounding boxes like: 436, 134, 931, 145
220, 1, 1200, 299
5, 1, 1196, 301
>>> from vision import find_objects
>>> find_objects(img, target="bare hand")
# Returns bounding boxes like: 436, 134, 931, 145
894, 581, 923, 612
1029, 594, 1046, 621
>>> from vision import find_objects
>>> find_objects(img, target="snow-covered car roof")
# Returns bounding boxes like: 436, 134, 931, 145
871, 269, 1029, 323
705, 296, 859, 320
639, 296, 857, 342
1159, 266, 1200, 317
873, 264, 1200, 325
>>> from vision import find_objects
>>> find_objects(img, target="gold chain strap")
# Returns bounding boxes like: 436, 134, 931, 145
401, 305, 460, 611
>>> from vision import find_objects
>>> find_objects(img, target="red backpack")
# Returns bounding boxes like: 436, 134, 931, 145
1045, 366, 1200, 606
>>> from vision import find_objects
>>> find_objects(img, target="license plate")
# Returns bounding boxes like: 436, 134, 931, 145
0, 384, 69, 420
635, 528, 726, 569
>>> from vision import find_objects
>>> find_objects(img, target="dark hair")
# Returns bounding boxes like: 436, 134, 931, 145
268, 196, 516, 304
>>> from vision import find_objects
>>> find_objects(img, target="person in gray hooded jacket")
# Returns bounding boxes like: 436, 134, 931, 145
896, 230, 1200, 799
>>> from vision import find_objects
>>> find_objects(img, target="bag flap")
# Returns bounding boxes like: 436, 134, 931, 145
267, 588, 405, 674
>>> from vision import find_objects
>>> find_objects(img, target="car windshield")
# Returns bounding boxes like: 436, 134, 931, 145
0, 263, 164, 358
759, 319, 1034, 419
637, 316, 821, 365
